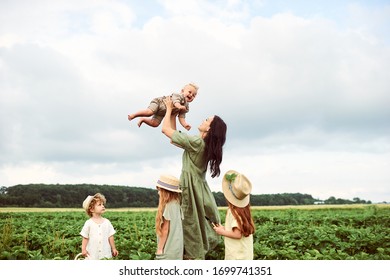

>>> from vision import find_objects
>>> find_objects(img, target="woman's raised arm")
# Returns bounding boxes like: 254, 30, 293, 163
161, 96, 177, 139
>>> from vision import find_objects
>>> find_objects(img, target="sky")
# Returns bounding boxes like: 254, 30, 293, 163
0, 0, 389, 203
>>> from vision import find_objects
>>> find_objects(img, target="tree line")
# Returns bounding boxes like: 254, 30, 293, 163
0, 184, 372, 208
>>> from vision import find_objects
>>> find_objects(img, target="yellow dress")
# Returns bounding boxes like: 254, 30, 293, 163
224, 208, 254, 260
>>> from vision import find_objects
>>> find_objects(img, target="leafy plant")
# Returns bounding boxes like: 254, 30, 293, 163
1, 206, 389, 260
225, 173, 237, 183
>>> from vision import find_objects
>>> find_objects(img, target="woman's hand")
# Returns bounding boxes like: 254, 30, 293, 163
163, 96, 174, 111
162, 96, 177, 139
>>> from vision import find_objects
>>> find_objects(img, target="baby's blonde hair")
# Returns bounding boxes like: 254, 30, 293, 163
186, 82, 199, 91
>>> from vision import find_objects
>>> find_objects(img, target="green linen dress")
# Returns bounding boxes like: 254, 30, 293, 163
171, 130, 221, 259
155, 201, 184, 260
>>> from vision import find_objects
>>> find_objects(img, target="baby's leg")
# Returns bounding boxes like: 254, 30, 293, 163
128, 108, 154, 121
138, 117, 161, 128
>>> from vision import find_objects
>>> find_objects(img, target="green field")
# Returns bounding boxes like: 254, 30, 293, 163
1, 205, 389, 260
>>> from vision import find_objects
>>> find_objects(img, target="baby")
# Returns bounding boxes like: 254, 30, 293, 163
128, 83, 198, 130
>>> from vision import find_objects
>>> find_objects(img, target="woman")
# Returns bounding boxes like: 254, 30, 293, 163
162, 96, 227, 260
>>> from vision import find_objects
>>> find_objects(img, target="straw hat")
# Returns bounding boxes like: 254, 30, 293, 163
222, 170, 252, 207
156, 174, 182, 193
82, 195, 94, 211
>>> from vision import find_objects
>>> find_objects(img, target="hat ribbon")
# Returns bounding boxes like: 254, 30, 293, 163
157, 179, 179, 191
228, 183, 240, 200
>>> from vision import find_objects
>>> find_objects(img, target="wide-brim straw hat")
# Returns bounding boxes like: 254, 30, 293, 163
156, 174, 182, 193
222, 170, 252, 207
82, 195, 94, 211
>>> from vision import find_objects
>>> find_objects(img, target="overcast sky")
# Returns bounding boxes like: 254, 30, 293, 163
1, 0, 389, 203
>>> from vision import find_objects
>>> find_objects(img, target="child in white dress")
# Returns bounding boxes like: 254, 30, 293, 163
80, 193, 118, 260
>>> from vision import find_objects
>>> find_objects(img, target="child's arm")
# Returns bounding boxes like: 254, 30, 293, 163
156, 218, 170, 254
213, 224, 242, 239
109, 235, 119, 257
81, 237, 89, 257
174, 101, 187, 111
179, 116, 191, 131
171, 93, 187, 111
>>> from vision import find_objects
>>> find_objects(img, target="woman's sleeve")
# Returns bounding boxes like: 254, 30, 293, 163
171, 131, 202, 153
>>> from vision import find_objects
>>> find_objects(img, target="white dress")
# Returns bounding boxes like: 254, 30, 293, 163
80, 218, 116, 260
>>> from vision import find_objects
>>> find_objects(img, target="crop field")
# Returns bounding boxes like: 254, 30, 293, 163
0, 204, 389, 260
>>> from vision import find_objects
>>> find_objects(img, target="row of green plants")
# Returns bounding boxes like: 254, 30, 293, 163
0, 205, 389, 260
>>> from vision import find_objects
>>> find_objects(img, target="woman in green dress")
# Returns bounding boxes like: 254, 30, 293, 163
162, 96, 227, 259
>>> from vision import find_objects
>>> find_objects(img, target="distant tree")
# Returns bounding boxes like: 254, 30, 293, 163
325, 196, 337, 204
0, 186, 7, 195
213, 192, 227, 207
0, 184, 376, 207
353, 197, 361, 203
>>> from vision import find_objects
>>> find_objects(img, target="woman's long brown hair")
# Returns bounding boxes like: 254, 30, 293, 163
204, 115, 227, 178
228, 201, 255, 237
155, 188, 181, 236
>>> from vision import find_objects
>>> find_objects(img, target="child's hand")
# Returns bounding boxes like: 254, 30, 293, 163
213, 224, 225, 235
184, 124, 191, 131
112, 249, 119, 257
82, 249, 89, 257
156, 248, 163, 255
174, 102, 187, 111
